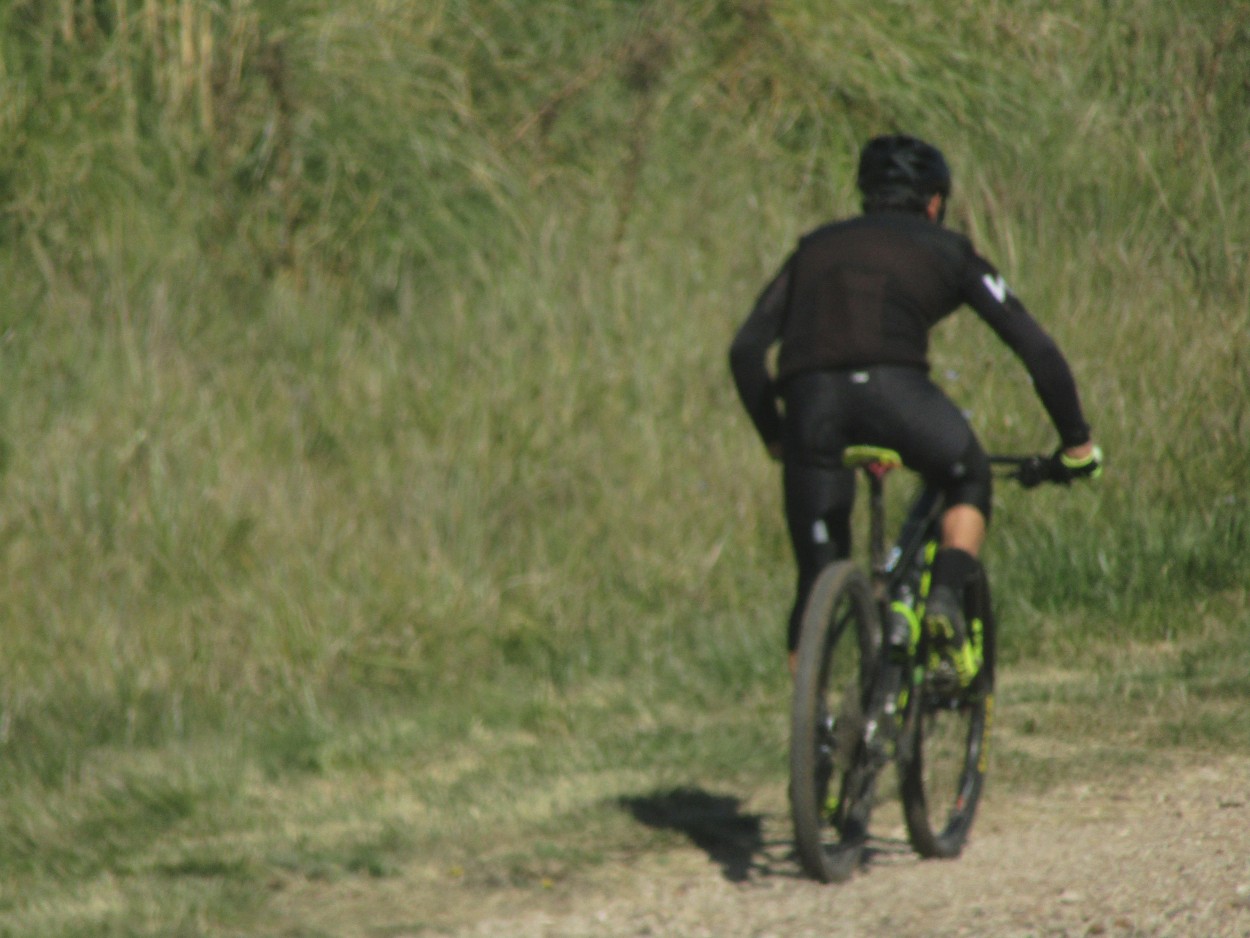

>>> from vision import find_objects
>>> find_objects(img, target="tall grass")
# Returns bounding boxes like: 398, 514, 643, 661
0, 0, 1246, 932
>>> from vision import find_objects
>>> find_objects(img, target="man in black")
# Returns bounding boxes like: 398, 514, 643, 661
730, 134, 1101, 677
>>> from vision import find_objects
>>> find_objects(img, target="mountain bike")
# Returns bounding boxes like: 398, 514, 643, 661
789, 445, 1066, 883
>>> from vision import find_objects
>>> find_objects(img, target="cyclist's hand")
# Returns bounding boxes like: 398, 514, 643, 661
1015, 456, 1051, 489
1051, 443, 1103, 483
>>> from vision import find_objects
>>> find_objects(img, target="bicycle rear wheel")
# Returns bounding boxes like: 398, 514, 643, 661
899, 564, 996, 859
790, 561, 883, 883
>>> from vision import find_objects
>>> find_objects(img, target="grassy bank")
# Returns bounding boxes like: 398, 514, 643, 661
0, 1, 1246, 933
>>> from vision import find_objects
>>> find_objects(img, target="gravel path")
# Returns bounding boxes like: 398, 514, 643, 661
438, 754, 1250, 937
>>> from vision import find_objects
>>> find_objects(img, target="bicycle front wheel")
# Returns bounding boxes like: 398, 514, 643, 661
899, 565, 996, 859
790, 561, 883, 883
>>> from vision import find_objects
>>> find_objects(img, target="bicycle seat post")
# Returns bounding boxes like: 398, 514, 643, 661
865, 469, 889, 596
842, 445, 903, 606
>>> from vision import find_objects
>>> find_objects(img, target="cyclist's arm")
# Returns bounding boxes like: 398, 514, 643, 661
962, 257, 1092, 449
730, 261, 790, 454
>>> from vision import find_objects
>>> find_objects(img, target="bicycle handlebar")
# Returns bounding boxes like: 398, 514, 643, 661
989, 454, 1071, 489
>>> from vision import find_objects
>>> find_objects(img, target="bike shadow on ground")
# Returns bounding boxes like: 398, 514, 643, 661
617, 787, 776, 883
619, 788, 919, 883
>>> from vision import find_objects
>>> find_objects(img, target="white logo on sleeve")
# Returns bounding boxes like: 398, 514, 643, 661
982, 273, 1010, 303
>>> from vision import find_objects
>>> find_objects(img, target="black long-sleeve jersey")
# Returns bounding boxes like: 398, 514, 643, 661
730, 211, 1091, 450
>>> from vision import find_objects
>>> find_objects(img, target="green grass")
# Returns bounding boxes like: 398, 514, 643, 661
0, 0, 1247, 933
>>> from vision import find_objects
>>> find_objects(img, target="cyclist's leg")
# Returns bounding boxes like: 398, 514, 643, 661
939, 503, 985, 557
848, 366, 991, 677
924, 433, 990, 666
921, 444, 991, 684
783, 460, 855, 670
849, 365, 991, 559
780, 371, 858, 669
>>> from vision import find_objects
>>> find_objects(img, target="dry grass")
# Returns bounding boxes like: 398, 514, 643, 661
0, 1, 1246, 933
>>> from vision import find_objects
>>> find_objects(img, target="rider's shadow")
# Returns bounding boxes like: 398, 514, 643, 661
617, 787, 770, 883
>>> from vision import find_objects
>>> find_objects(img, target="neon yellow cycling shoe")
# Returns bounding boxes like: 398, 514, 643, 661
924, 585, 982, 688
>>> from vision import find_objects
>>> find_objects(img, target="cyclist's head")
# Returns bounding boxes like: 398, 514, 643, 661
856, 134, 951, 220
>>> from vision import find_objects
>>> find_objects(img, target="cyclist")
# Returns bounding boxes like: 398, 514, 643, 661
730, 133, 1101, 680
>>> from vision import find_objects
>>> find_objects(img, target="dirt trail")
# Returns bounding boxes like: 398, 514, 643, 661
433, 754, 1250, 937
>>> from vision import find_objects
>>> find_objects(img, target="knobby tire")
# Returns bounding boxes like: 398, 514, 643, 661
899, 564, 996, 859
790, 561, 882, 883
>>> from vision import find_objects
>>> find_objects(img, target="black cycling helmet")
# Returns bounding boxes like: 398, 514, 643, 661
856, 134, 951, 218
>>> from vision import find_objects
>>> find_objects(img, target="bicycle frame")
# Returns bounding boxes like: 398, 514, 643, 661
881, 485, 943, 599
865, 452, 1037, 609
791, 447, 1059, 880
855, 460, 944, 650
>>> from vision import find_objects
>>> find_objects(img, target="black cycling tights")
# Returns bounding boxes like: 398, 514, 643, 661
780, 366, 991, 651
